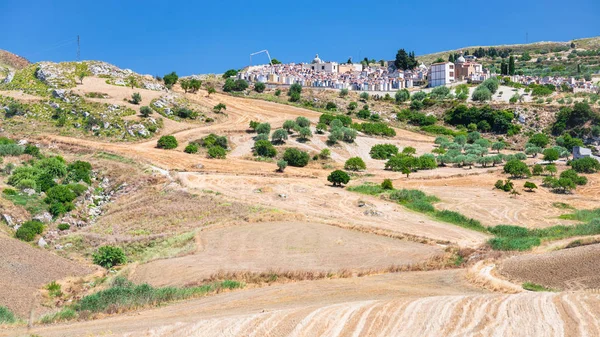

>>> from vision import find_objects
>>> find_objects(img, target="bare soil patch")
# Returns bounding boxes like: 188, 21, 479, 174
130, 221, 443, 287
0, 235, 92, 317
499, 243, 600, 291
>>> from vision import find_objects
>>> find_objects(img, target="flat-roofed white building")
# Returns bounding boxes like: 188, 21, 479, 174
428, 62, 455, 87
302, 54, 339, 73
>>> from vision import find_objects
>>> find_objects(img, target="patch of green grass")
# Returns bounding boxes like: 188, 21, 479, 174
522, 282, 554, 292
558, 208, 600, 222
94, 151, 136, 165
346, 183, 386, 196
46, 281, 62, 298
489, 236, 541, 251
124, 231, 196, 263
552, 202, 574, 210
0, 306, 16, 324
74, 277, 243, 315
3, 192, 48, 215
39, 308, 76, 324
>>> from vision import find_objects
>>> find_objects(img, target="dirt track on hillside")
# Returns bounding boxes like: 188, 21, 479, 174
499, 244, 600, 291
130, 221, 443, 287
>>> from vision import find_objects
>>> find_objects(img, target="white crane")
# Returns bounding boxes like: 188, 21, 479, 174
249, 50, 273, 67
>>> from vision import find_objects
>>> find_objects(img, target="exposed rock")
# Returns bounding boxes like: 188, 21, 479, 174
363, 209, 382, 216
17, 139, 28, 145
103, 122, 110, 129
33, 212, 53, 223
49, 101, 60, 109
2, 214, 13, 227
3, 71, 14, 84
38, 237, 47, 248
23, 188, 36, 196
278, 193, 287, 199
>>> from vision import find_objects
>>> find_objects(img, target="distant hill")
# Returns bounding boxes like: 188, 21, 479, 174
0, 49, 30, 70
416, 36, 600, 64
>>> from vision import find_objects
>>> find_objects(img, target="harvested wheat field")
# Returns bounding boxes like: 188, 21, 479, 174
499, 243, 600, 291
0, 235, 92, 317
130, 221, 443, 287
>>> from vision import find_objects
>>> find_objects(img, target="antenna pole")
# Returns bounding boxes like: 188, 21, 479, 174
77, 35, 80, 61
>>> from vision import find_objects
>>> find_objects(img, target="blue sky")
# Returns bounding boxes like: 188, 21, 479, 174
1, 0, 598, 76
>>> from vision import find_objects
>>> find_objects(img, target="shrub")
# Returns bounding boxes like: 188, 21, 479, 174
45, 185, 77, 204
0, 306, 15, 324
283, 148, 309, 167
542, 148, 559, 163
253, 140, 277, 157
489, 237, 541, 251
131, 92, 142, 104
503, 159, 531, 178
369, 144, 399, 159
524, 181, 538, 191
207, 146, 226, 159
326, 102, 337, 111
571, 157, 600, 173
472, 86, 492, 101
93, 246, 126, 268
157, 136, 178, 149
532, 164, 544, 176
360, 92, 369, 101
255, 123, 271, 135
276, 159, 288, 172
254, 81, 266, 93
213, 103, 227, 113
344, 157, 366, 171
282, 120, 296, 132
66, 160, 92, 184
15, 220, 44, 242
58, 223, 70, 231
319, 114, 352, 126
184, 143, 199, 154
140, 106, 152, 117
356, 122, 396, 137
271, 129, 288, 144
319, 148, 331, 159
298, 127, 312, 140
223, 78, 248, 92
395, 89, 410, 103
339, 88, 349, 97
327, 170, 350, 186
381, 179, 394, 190
528, 133, 549, 148
24, 144, 41, 157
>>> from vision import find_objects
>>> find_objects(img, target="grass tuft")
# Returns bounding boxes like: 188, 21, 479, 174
0, 306, 16, 324
522, 282, 554, 292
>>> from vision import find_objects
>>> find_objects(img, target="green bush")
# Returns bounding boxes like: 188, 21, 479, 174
15, 220, 44, 242
184, 143, 199, 154
207, 146, 226, 159
157, 136, 178, 149
369, 144, 399, 159
58, 223, 70, 231
344, 157, 366, 171
24, 144, 41, 157
381, 179, 394, 190
319, 114, 351, 126
253, 140, 276, 158
327, 170, 350, 186
255, 123, 271, 135
0, 144, 24, 156
140, 106, 152, 117
131, 92, 142, 104
283, 148, 309, 167
66, 160, 92, 184
276, 159, 288, 172
571, 157, 600, 173
45, 185, 76, 204
254, 81, 266, 93
93, 246, 127, 268
0, 306, 16, 324
489, 237, 541, 251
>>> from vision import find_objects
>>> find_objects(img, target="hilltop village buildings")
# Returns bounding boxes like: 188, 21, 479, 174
237, 53, 488, 91
238, 53, 598, 93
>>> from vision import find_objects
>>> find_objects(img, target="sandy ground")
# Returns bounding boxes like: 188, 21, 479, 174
0, 235, 91, 317
178, 173, 490, 247
130, 221, 443, 287
9, 270, 600, 337
499, 243, 600, 291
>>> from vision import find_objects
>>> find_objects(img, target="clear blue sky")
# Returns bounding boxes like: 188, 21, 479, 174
1, 0, 598, 76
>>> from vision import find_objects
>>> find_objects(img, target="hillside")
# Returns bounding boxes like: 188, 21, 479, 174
0, 49, 30, 70
416, 36, 600, 64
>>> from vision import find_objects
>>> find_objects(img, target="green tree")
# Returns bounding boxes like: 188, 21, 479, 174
254, 140, 276, 157
532, 164, 544, 176
327, 170, 350, 187
508, 55, 515, 75
180, 78, 190, 93
381, 179, 394, 190
543, 148, 559, 163
283, 120, 296, 133
222, 69, 238, 79
528, 133, 550, 148
254, 82, 266, 93
546, 164, 557, 176
277, 159, 288, 172
255, 123, 271, 135
344, 157, 366, 171
126, 75, 138, 89
140, 106, 152, 117
571, 157, 600, 173
340, 88, 349, 97
395, 89, 410, 103
298, 127, 312, 141
295, 116, 310, 128
207, 86, 216, 96
76, 63, 89, 84
207, 145, 227, 159
492, 142, 505, 153
503, 159, 531, 178
163, 72, 179, 89
184, 143, 199, 154
360, 92, 369, 101
283, 148, 310, 167
271, 129, 288, 144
